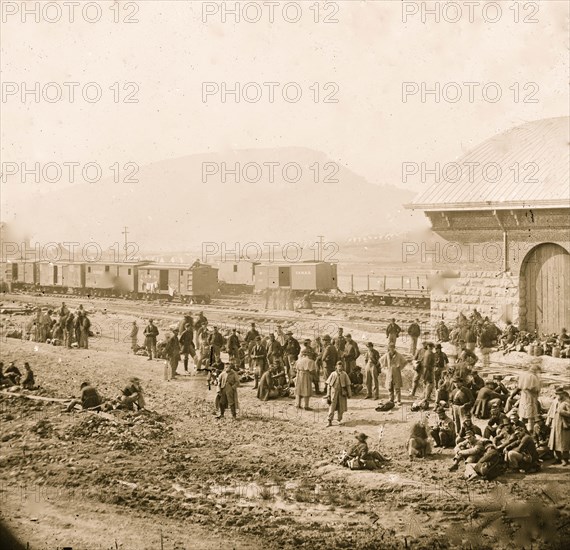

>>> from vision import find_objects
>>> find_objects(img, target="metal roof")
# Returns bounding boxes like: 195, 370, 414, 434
407, 117, 570, 211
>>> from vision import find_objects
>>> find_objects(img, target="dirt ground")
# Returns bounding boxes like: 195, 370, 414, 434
1, 295, 569, 550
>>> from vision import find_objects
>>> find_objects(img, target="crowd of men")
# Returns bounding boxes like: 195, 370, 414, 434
4, 303, 568, 479
25, 302, 92, 349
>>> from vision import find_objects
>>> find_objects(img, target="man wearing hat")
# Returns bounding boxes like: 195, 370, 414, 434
250, 335, 267, 389
207, 326, 224, 362
546, 386, 570, 465
484, 406, 509, 439
433, 343, 449, 388
295, 348, 317, 410
450, 377, 475, 433
227, 328, 240, 360
468, 368, 485, 394
348, 433, 370, 461
321, 335, 339, 379
380, 343, 407, 405
342, 334, 360, 377
407, 319, 421, 356
143, 319, 159, 360
492, 375, 509, 397
430, 407, 456, 448
505, 424, 540, 472
334, 327, 346, 354
455, 412, 482, 444
449, 431, 485, 471
245, 322, 260, 344
165, 328, 181, 380
283, 331, 301, 382
364, 342, 380, 399
385, 318, 402, 346
473, 380, 504, 419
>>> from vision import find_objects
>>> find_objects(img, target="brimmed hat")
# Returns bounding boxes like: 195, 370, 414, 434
493, 375, 504, 380
323, 335, 331, 341
255, 335, 261, 341
435, 343, 442, 349
356, 433, 368, 441
304, 339, 312, 344
286, 331, 293, 335
485, 380, 495, 387
366, 342, 374, 348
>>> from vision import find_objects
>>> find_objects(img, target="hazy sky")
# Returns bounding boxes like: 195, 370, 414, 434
1, 0, 569, 219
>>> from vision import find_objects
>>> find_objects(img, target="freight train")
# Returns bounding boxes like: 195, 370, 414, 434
1, 258, 429, 308
0, 260, 219, 304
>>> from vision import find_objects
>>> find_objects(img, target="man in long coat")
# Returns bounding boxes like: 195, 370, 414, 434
364, 342, 380, 400
547, 387, 570, 464
179, 323, 196, 372
217, 363, 239, 419
165, 329, 181, 379
326, 361, 352, 426
294, 348, 316, 410
380, 343, 407, 405
144, 319, 159, 360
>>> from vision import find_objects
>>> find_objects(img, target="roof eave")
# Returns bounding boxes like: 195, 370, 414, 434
404, 200, 570, 212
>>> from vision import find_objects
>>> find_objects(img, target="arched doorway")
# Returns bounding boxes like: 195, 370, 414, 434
521, 243, 570, 334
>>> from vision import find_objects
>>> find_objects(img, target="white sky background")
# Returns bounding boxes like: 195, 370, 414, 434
1, 0, 569, 221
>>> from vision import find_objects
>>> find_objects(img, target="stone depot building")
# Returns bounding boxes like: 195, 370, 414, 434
408, 117, 570, 334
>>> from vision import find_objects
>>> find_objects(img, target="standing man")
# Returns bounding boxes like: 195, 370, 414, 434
275, 325, 286, 346
380, 343, 407, 405
178, 313, 193, 335
217, 363, 239, 420
250, 336, 267, 390
64, 312, 75, 348
342, 334, 360, 376
78, 312, 91, 349
179, 323, 196, 372
165, 329, 181, 380
266, 333, 283, 367
295, 349, 317, 410
364, 342, 380, 400
144, 319, 159, 361
227, 328, 241, 360
325, 361, 352, 427
386, 318, 402, 346
283, 330, 301, 381
208, 326, 224, 362
321, 335, 338, 379
410, 342, 427, 398
433, 343, 449, 388
130, 321, 139, 353
334, 328, 346, 357
422, 342, 436, 402
407, 319, 421, 356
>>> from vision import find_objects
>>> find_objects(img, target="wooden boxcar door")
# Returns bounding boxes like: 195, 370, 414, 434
53, 265, 59, 284
279, 267, 291, 287
159, 270, 169, 291
524, 243, 570, 334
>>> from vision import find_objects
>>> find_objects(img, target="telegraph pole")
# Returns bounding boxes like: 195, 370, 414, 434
316, 235, 325, 262
122, 226, 129, 262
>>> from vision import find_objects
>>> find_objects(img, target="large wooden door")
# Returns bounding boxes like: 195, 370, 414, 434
524, 244, 570, 334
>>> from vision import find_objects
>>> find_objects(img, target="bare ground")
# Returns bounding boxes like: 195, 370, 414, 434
1, 295, 569, 550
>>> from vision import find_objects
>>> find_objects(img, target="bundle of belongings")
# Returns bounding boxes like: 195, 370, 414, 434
339, 433, 389, 470
375, 401, 395, 412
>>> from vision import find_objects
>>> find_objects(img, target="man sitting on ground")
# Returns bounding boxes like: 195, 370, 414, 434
449, 431, 485, 471
66, 382, 103, 412
21, 363, 36, 390
430, 407, 456, 448
119, 377, 146, 411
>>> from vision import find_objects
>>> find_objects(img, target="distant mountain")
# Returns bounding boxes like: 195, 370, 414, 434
11, 148, 427, 250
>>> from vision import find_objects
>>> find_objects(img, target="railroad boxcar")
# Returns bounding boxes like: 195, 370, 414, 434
253, 264, 291, 292
85, 261, 149, 295
36, 261, 84, 292
217, 260, 258, 286
138, 263, 218, 303
290, 262, 338, 292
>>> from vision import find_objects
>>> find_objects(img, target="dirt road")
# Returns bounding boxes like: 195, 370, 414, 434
1, 302, 569, 549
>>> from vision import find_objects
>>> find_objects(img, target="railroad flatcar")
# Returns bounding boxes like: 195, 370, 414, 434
138, 263, 218, 303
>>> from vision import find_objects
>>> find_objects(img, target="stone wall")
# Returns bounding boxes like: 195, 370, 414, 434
430, 270, 520, 327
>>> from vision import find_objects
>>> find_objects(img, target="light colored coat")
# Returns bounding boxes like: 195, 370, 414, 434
326, 370, 352, 416
380, 350, 407, 389
547, 398, 570, 452
295, 356, 316, 397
